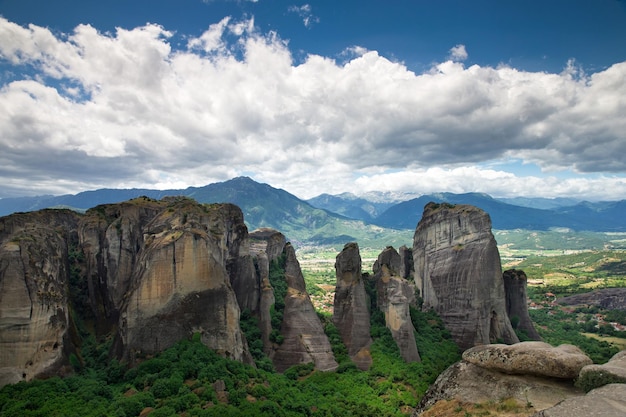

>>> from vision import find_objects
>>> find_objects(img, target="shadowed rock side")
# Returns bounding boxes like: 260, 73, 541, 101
0, 210, 80, 386
115, 199, 253, 365
414, 342, 594, 416
271, 243, 338, 372
412, 203, 518, 350
503, 269, 541, 341
249, 229, 337, 372
373, 246, 420, 362
333, 242, 373, 370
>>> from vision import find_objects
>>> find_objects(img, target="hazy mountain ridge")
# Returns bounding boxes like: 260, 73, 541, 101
1, 178, 625, 248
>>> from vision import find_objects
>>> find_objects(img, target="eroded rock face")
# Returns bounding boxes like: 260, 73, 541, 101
412, 203, 518, 350
271, 244, 338, 372
116, 199, 253, 365
0, 210, 79, 386
531, 384, 626, 417
462, 342, 593, 379
503, 269, 541, 341
414, 360, 583, 416
373, 247, 420, 363
333, 242, 372, 370
249, 229, 336, 372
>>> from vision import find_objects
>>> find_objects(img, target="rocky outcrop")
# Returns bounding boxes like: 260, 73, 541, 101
115, 198, 253, 365
373, 247, 420, 362
414, 360, 583, 416
0, 210, 79, 386
333, 242, 372, 370
558, 288, 626, 310
270, 243, 338, 372
412, 203, 518, 350
531, 384, 626, 417
503, 269, 541, 341
463, 342, 593, 379
577, 350, 626, 391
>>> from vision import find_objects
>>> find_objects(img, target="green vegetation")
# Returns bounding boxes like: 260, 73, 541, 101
0, 311, 461, 417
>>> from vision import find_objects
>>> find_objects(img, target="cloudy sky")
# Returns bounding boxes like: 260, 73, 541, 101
1, 0, 626, 201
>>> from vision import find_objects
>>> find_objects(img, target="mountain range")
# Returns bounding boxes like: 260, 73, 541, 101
1, 177, 625, 247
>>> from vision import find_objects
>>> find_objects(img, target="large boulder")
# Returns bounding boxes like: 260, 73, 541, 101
413, 203, 518, 349
333, 242, 372, 370
532, 384, 626, 417
577, 350, 626, 392
558, 288, 626, 310
462, 342, 593, 379
503, 269, 541, 341
414, 360, 583, 416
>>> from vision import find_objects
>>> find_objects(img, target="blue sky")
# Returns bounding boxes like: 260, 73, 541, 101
1, 0, 626, 200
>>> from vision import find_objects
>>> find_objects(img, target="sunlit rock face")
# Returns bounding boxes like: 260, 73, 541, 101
412, 203, 518, 350
333, 242, 372, 370
503, 269, 541, 341
0, 210, 79, 387
372, 246, 420, 363
113, 199, 253, 365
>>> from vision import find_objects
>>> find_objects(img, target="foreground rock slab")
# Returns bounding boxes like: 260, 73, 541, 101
531, 383, 626, 417
463, 342, 593, 379
414, 360, 583, 416
577, 350, 626, 391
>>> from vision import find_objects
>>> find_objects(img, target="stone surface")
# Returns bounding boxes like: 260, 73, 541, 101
531, 384, 626, 417
116, 199, 253, 365
462, 342, 593, 379
503, 269, 541, 341
373, 246, 420, 362
414, 360, 582, 416
333, 242, 372, 370
271, 244, 338, 372
412, 202, 518, 350
0, 210, 79, 387
558, 288, 626, 310
578, 350, 626, 391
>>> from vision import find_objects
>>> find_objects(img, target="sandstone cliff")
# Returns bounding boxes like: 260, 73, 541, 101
372, 246, 420, 362
333, 242, 373, 370
503, 269, 541, 340
0, 210, 79, 386
115, 198, 253, 365
413, 203, 518, 350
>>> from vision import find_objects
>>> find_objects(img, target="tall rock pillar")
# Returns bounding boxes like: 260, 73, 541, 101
333, 242, 372, 370
503, 269, 541, 341
413, 203, 518, 350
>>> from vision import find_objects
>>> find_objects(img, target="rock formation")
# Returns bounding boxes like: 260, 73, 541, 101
414, 360, 583, 416
0, 210, 79, 386
372, 246, 420, 362
558, 288, 626, 310
333, 242, 373, 370
414, 342, 602, 416
503, 269, 541, 340
531, 384, 626, 417
114, 198, 253, 365
0, 197, 275, 385
462, 342, 592, 379
577, 349, 626, 391
412, 202, 518, 350
270, 243, 338, 372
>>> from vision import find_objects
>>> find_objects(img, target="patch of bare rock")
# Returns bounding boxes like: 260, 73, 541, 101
415, 342, 626, 417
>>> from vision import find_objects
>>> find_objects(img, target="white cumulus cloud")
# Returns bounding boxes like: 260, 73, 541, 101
0, 17, 625, 200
